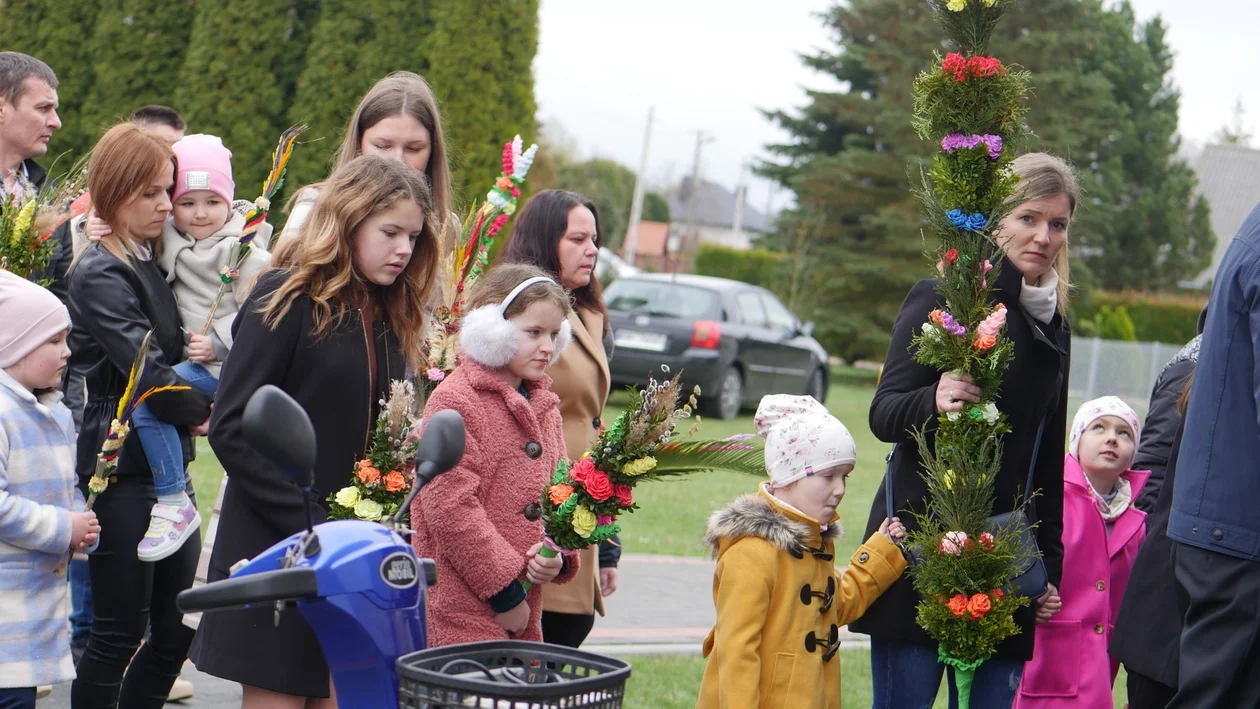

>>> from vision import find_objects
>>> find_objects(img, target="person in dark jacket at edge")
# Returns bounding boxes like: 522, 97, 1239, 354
1166, 201, 1260, 708
852, 152, 1076, 708
1109, 307, 1205, 709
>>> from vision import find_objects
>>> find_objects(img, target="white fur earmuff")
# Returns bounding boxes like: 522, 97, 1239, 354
459, 276, 573, 369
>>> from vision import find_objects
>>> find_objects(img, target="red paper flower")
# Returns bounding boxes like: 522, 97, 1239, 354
570, 457, 596, 484
584, 470, 614, 502
947, 594, 969, 618
967, 593, 992, 620
968, 56, 1004, 78
613, 483, 633, 508
979, 531, 995, 550
944, 248, 959, 265
993, 587, 1004, 600
942, 52, 968, 82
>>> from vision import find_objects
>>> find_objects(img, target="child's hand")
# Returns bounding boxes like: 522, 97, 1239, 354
85, 213, 113, 241
879, 516, 907, 541
70, 510, 100, 550
494, 601, 530, 635
1035, 582, 1062, 625
187, 332, 215, 362
525, 542, 564, 585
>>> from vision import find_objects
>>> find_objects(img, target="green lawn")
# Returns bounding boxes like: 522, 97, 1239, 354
623, 652, 1131, 708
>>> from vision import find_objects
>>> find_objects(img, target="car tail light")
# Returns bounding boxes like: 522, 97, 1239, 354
691, 320, 721, 349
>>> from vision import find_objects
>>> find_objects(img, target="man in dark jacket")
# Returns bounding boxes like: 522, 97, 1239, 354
1167, 203, 1260, 707
0, 52, 59, 201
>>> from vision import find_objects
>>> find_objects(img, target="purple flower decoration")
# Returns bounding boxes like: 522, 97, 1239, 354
941, 133, 1002, 160
597, 515, 614, 526
940, 311, 967, 337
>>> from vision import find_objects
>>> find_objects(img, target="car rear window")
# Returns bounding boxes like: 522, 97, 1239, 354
605, 280, 720, 320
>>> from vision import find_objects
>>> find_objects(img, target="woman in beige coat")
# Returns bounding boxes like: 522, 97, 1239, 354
500, 189, 620, 646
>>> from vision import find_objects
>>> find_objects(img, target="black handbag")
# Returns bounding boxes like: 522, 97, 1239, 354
884, 419, 1049, 599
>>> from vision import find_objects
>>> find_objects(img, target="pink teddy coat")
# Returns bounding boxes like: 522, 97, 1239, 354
411, 361, 577, 646
1013, 454, 1150, 707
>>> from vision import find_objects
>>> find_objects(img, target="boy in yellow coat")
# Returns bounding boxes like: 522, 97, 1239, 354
697, 395, 907, 708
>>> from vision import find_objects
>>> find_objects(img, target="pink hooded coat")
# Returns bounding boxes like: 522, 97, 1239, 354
1013, 454, 1149, 708
410, 361, 577, 646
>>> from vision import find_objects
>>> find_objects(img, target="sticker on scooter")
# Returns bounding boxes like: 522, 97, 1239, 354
380, 552, 419, 589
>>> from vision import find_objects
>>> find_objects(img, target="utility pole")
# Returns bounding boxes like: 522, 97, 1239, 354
623, 107, 654, 265
732, 160, 749, 240
682, 131, 715, 263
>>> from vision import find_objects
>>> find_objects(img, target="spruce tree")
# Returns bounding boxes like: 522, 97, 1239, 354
175, 0, 317, 193
284, 0, 377, 192
0, 1, 46, 58
78, 0, 197, 142
27, 0, 102, 173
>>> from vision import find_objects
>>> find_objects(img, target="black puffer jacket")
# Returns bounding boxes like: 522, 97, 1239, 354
849, 257, 1070, 662
67, 243, 214, 490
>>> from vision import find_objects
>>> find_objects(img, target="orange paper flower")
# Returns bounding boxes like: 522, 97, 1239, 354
549, 483, 575, 505
947, 593, 969, 618
967, 593, 992, 620
383, 470, 406, 493
929, 309, 945, 327
356, 461, 381, 485
993, 587, 1004, 600
974, 334, 997, 351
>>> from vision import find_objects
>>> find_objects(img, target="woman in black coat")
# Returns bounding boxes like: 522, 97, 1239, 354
851, 153, 1077, 709
1110, 331, 1201, 709
188, 155, 440, 707
67, 124, 214, 709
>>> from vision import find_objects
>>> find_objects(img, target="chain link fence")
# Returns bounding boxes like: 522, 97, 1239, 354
1068, 337, 1183, 419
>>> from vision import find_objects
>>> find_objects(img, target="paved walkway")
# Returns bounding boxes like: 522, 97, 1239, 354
39, 554, 865, 707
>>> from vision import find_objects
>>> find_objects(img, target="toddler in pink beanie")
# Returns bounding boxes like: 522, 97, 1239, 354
123, 134, 272, 563
0, 270, 99, 697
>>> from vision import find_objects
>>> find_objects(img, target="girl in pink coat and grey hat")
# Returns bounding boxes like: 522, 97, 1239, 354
1014, 396, 1150, 708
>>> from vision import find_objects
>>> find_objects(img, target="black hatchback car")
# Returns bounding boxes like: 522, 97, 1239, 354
603, 273, 830, 420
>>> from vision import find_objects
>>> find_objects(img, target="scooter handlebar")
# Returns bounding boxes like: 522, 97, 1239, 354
177, 567, 318, 613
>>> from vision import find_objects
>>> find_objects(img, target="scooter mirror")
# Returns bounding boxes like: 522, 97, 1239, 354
394, 409, 465, 525
415, 409, 466, 482
243, 385, 317, 489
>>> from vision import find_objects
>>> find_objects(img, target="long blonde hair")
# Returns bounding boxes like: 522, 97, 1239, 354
261, 155, 439, 368
284, 72, 454, 252
80, 123, 176, 266
1010, 152, 1079, 313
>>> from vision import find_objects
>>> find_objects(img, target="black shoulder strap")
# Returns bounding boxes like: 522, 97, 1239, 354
883, 417, 1046, 519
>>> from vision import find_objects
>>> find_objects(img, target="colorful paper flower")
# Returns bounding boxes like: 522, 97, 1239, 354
940, 311, 967, 337
980, 402, 1000, 424
941, 133, 1003, 159
596, 515, 614, 526
922, 322, 942, 341
943, 469, 957, 490
939, 530, 968, 556
993, 587, 1004, 599
571, 504, 597, 538
426, 368, 446, 382
88, 476, 109, 494
549, 483, 575, 505
974, 334, 997, 351
353, 498, 383, 520
622, 456, 658, 476
570, 457, 596, 484
979, 531, 995, 551
614, 483, 634, 508
356, 461, 381, 485
967, 593, 992, 620
946, 0, 966, 13
584, 470, 614, 501
944, 248, 959, 265
967, 213, 988, 231
948, 593, 969, 617
929, 309, 945, 327
383, 470, 406, 493
942, 52, 969, 81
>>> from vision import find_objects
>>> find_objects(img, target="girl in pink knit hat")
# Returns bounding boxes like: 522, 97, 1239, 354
87, 133, 273, 562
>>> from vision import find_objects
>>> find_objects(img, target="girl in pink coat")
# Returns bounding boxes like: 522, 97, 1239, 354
411, 264, 579, 646
1014, 396, 1150, 707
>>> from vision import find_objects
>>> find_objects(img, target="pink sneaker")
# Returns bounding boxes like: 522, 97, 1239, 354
137, 499, 201, 562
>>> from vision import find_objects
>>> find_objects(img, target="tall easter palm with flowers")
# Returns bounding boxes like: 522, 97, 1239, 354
900, 1, 1039, 705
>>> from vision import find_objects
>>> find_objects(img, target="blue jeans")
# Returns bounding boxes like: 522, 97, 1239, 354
132, 361, 217, 496
0, 688, 35, 709
870, 637, 1023, 709
70, 556, 93, 646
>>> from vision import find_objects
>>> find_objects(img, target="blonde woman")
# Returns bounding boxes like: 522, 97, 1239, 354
189, 155, 440, 708
853, 153, 1077, 708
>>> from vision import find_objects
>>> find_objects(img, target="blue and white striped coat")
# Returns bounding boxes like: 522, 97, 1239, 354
0, 369, 78, 688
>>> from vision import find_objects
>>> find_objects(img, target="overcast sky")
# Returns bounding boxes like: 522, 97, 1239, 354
533, 0, 1260, 216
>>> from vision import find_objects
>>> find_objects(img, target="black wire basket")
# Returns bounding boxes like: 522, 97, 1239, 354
397, 640, 632, 709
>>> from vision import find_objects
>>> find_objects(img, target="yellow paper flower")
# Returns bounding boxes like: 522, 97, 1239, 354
334, 486, 361, 508
87, 476, 108, 494
12, 199, 35, 241
353, 498, 383, 520
946, 0, 966, 10
981, 0, 996, 5
943, 469, 957, 490
571, 504, 597, 539
621, 456, 657, 476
